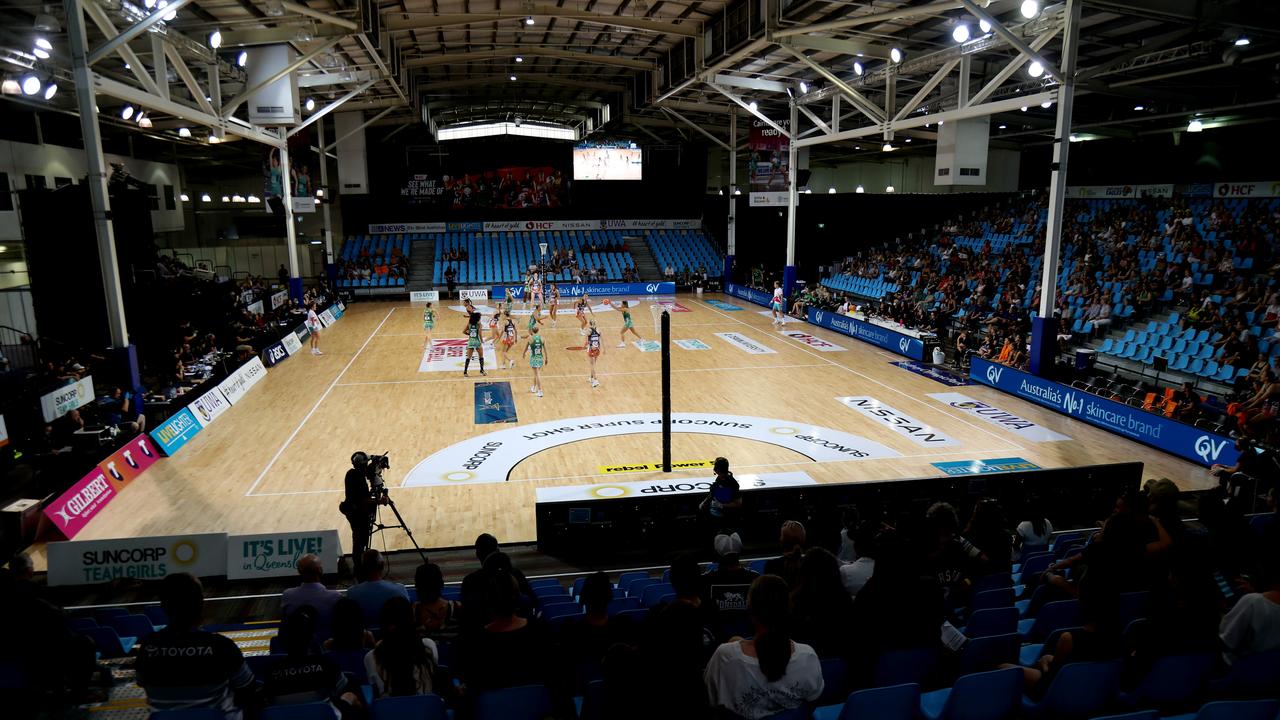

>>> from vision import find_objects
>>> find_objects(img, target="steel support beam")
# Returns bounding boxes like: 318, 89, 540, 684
780, 35, 889, 60
661, 106, 731, 150
82, 1, 160, 95
166, 44, 215, 115
705, 82, 790, 138
317, 116, 334, 260
781, 47, 885, 124
798, 104, 831, 135
419, 76, 626, 93
223, 39, 342, 118
773, 0, 959, 39
87, 0, 194, 66
279, 144, 300, 289
959, 0, 1063, 83
653, 39, 769, 105
358, 34, 407, 103
66, 0, 128, 348
150, 33, 168, 101
299, 70, 377, 88
287, 78, 377, 137
93, 74, 286, 146
385, 7, 700, 37
713, 74, 791, 93
894, 58, 959, 121
407, 47, 652, 70
219, 25, 348, 47
785, 101, 798, 268
280, 1, 359, 30
1039, 0, 1081, 320
968, 28, 1059, 106
728, 108, 736, 255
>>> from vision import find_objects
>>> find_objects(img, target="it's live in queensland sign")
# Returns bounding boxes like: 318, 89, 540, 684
970, 357, 1240, 468
807, 307, 927, 361
493, 282, 674, 298
226, 529, 340, 580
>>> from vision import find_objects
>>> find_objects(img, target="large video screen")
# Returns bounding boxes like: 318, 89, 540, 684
573, 141, 642, 180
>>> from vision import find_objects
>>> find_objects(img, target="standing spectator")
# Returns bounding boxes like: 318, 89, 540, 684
281, 553, 341, 638
635, 555, 719, 715
700, 457, 742, 528
460, 533, 501, 629
346, 549, 409, 626
964, 499, 1013, 573
365, 596, 439, 698
763, 520, 807, 588
136, 574, 256, 718
704, 575, 824, 719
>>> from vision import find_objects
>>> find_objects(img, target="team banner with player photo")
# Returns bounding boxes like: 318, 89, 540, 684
402, 413, 901, 487
534, 471, 818, 503
40, 376, 96, 422
226, 529, 341, 580
748, 119, 790, 207
271, 290, 289, 310
969, 357, 1239, 467
807, 307, 928, 361
47, 533, 228, 586
400, 166, 568, 209
491, 282, 675, 299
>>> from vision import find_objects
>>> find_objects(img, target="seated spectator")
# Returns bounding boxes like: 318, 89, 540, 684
347, 548, 409, 625
413, 562, 461, 642
1014, 501, 1053, 558
1011, 563, 1123, 697
559, 571, 634, 684
791, 547, 856, 658
460, 533, 501, 628
924, 501, 982, 607
852, 529, 944, 665
704, 575, 824, 719
365, 596, 439, 698
763, 520, 807, 588
703, 532, 758, 611
628, 555, 718, 715
324, 598, 376, 652
458, 571, 551, 695
1219, 549, 1280, 665
840, 523, 878, 597
136, 574, 255, 719
964, 498, 1013, 573
281, 553, 341, 637
263, 606, 359, 713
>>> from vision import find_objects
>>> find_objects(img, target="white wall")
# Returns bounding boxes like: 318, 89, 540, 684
165, 244, 322, 279
0, 139, 186, 241
708, 146, 1021, 194
0, 288, 36, 336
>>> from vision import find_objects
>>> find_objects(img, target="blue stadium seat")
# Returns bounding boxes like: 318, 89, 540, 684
919, 667, 1022, 720
260, 703, 338, 720
1019, 599, 1081, 642
1021, 659, 1122, 719
1207, 648, 1280, 697
1118, 652, 1215, 711
964, 607, 1018, 638
474, 684, 552, 720
874, 646, 939, 687
81, 625, 136, 657
813, 683, 921, 720
958, 633, 1020, 676
371, 694, 447, 720
1164, 699, 1280, 720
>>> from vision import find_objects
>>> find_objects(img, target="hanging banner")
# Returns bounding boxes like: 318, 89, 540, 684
47, 533, 228, 586
1214, 181, 1280, 198
226, 529, 340, 580
749, 119, 790, 191
40, 376, 96, 422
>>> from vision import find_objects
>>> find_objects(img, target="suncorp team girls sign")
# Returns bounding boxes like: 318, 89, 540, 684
970, 357, 1239, 467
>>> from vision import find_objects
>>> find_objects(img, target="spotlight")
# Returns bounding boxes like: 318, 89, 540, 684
828, 187, 837, 194
1, 79, 19, 95
178, 127, 191, 138
952, 24, 970, 44
890, 47, 903, 63
1020, 0, 1039, 19
121, 104, 135, 119
855, 185, 865, 193
803, 187, 812, 194
179, 192, 189, 201
43, 82, 57, 100
904, 138, 912, 143
882, 142, 893, 151
232, 194, 245, 203
1234, 35, 1250, 47
305, 97, 315, 111
1040, 100, 1052, 108
1028, 61, 1044, 78
799, 81, 808, 94
1187, 118, 1203, 132
159, 0, 176, 21
200, 192, 211, 202
979, 19, 991, 34
316, 188, 324, 197
747, 101, 758, 112
1133, 104, 1145, 111
524, 16, 535, 25
998, 124, 1007, 129
144, 0, 156, 6
515, 55, 523, 63
208, 30, 222, 49
237, 50, 247, 67
1069, 134, 1080, 142
33, 9, 60, 33
853, 61, 863, 75
509, 75, 517, 81
20, 74, 41, 96
33, 45, 50, 60
1021, 105, 1028, 112
733, 188, 742, 195
885, 185, 895, 193
718, 189, 724, 196
221, 195, 230, 202
138, 114, 152, 128
207, 134, 221, 144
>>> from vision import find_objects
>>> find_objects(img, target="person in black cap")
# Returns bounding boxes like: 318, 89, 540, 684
701, 457, 742, 529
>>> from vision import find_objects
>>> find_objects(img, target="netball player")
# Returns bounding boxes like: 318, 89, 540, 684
618, 300, 642, 348
771, 281, 785, 326
529, 269, 544, 308
462, 297, 476, 317
306, 302, 323, 355
422, 301, 436, 348
548, 283, 560, 328
523, 326, 547, 398
502, 288, 515, 316
585, 319, 603, 388
524, 303, 545, 338
487, 305, 502, 345
462, 311, 485, 376
576, 293, 593, 335
522, 271, 536, 311
498, 311, 518, 369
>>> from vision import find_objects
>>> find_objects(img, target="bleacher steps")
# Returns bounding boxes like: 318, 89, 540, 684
408, 236, 436, 291
631, 237, 663, 281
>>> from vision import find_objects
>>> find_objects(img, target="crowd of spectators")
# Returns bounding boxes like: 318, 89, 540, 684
338, 245, 410, 282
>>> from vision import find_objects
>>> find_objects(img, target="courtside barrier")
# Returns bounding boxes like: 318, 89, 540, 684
725, 281, 773, 308
970, 356, 1240, 468
491, 281, 675, 299
807, 307, 930, 361
42, 434, 161, 540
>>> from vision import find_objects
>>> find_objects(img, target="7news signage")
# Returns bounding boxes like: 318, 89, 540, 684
970, 357, 1239, 468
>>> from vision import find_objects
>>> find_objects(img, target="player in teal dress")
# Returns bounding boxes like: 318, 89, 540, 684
524, 304, 545, 338
523, 326, 547, 397
422, 302, 435, 348
618, 300, 643, 348
462, 311, 485, 376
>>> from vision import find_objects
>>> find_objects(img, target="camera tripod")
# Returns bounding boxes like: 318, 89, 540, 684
369, 488, 430, 566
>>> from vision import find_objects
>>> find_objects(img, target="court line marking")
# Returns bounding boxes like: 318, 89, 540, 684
332, 363, 829, 387
246, 447, 1014, 496
692, 299, 1027, 453
245, 306, 398, 497
373, 322, 736, 337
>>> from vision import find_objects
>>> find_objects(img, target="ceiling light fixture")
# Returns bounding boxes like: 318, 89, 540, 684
1028, 61, 1044, 78
159, 0, 176, 21
138, 114, 152, 128
232, 194, 245, 203
32, 44, 50, 60
1041, 100, 1053, 108
952, 24, 970, 44
979, 19, 991, 34
200, 192, 211, 202
179, 192, 189, 201
799, 80, 808, 93
904, 137, 912, 143
237, 50, 247, 67
1069, 134, 1080, 142
855, 185, 865, 193
121, 104, 135, 119
515, 55, 523, 63
998, 124, 1007, 129
885, 185, 895, 193
178, 127, 191, 138
1133, 104, 1145, 111
882, 142, 893, 151
1, 79, 19, 95
747, 101, 758, 112
733, 188, 741, 195
890, 47, 903, 63
853, 61, 863, 75
1187, 118, 1204, 132
524, 16, 535, 25
828, 187, 837, 194
1020, 0, 1040, 19
20, 74, 41, 95
305, 97, 315, 111
1234, 35, 1250, 47
208, 30, 222, 49
43, 82, 57, 100
510, 74, 518, 81
1020, 105, 1028, 112
221, 195, 230, 203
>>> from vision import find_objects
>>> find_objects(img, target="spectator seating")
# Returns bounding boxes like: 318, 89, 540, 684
647, 228, 721, 275
337, 234, 411, 289
433, 229, 637, 285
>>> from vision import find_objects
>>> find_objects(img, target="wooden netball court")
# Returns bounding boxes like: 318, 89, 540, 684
46, 294, 1212, 563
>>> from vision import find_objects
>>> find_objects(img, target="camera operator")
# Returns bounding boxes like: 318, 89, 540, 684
340, 452, 388, 578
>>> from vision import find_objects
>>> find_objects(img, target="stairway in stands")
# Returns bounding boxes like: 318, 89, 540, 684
630, 236, 663, 281
408, 236, 436, 291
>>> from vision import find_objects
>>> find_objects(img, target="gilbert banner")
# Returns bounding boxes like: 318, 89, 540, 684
44, 434, 162, 539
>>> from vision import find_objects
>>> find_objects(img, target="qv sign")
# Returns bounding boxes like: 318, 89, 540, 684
970, 356, 1239, 468
489, 282, 674, 299
806, 307, 926, 361
725, 282, 774, 308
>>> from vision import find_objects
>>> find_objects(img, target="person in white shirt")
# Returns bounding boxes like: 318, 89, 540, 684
306, 302, 324, 355
840, 525, 877, 598
704, 575, 823, 719
1015, 511, 1054, 560
1219, 557, 1280, 666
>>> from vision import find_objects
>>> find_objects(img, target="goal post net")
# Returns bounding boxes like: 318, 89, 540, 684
650, 303, 666, 334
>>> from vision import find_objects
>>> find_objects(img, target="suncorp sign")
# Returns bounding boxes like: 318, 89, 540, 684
970, 356, 1239, 467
